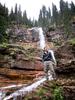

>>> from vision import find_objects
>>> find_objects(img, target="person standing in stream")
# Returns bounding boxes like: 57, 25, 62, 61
42, 47, 57, 80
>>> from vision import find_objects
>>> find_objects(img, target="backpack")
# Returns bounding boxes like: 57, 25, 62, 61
43, 51, 52, 61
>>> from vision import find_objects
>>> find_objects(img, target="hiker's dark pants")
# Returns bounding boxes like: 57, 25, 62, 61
44, 61, 56, 80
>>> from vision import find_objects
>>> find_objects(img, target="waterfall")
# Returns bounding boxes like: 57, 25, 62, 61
38, 27, 45, 49
3, 27, 53, 100
29, 27, 45, 49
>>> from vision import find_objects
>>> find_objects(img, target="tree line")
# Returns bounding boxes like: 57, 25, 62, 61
0, 3, 9, 43
9, 4, 33, 27
0, 0, 75, 43
38, 0, 75, 36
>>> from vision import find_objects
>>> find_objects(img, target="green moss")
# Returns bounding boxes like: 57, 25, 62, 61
68, 38, 75, 45
34, 87, 49, 100
24, 48, 36, 61
0, 43, 8, 48
23, 81, 64, 100
53, 86, 63, 100
0, 54, 4, 59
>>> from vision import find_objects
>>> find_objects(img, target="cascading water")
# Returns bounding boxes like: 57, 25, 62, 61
29, 27, 45, 49
3, 27, 53, 100
38, 27, 45, 49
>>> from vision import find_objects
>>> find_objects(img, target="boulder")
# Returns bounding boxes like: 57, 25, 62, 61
10, 59, 43, 71
55, 43, 75, 75
0, 44, 43, 71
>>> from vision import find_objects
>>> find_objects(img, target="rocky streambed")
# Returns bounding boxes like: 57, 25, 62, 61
21, 42, 75, 100
0, 43, 44, 86
0, 42, 75, 100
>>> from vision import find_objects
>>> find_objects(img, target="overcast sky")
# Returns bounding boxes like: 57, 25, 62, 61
0, 0, 75, 20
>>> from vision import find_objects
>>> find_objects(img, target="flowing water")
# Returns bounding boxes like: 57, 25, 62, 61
4, 76, 53, 100
2, 27, 53, 100
38, 27, 45, 49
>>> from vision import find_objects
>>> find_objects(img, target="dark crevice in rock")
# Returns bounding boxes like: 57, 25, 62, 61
11, 66, 35, 71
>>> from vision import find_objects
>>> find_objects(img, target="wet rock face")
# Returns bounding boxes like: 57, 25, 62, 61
53, 43, 75, 100
34, 61, 43, 70
0, 44, 45, 87
8, 26, 39, 43
55, 44, 75, 65
9, 51, 43, 71
10, 59, 43, 71
0, 44, 43, 71
63, 86, 75, 100
55, 60, 75, 74
55, 43, 75, 75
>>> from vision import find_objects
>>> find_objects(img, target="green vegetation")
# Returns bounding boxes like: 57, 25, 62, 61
24, 81, 64, 100
0, 43, 37, 62
0, 43, 8, 48
24, 86, 50, 100
0, 0, 75, 43
68, 38, 75, 45
35, 88, 49, 100
38, 0, 75, 36
9, 3, 33, 27
0, 3, 8, 43
53, 86, 63, 100
24, 48, 36, 61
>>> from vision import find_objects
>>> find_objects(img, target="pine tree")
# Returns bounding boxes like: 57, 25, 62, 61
17, 5, 22, 24
52, 3, 58, 27
38, 5, 48, 28
14, 3, 18, 23
48, 7, 51, 24
70, 2, 75, 17
0, 3, 8, 43
48, 7, 51, 19
60, 0, 65, 24
23, 10, 28, 25
63, 2, 71, 37
38, 10, 43, 26
9, 7, 15, 21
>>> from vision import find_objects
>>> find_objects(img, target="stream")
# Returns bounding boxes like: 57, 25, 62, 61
3, 75, 53, 100
0, 27, 48, 100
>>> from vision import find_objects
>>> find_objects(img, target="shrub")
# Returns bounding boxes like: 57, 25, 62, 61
68, 38, 75, 45
53, 86, 63, 100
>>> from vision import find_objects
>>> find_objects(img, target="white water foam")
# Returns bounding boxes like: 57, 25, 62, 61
3, 27, 48, 100
4, 76, 53, 100
38, 27, 45, 49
